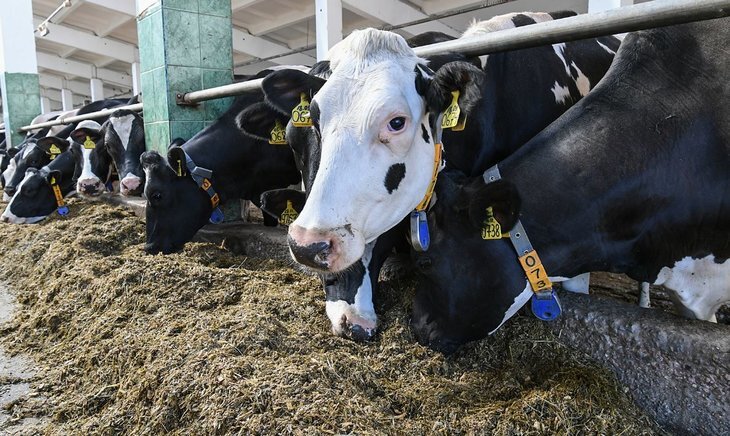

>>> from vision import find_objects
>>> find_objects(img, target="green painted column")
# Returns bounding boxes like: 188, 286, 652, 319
136, 0, 234, 153
0, 0, 41, 147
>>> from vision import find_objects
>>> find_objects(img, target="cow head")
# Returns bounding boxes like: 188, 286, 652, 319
70, 120, 111, 197
141, 143, 211, 254
1, 167, 64, 224
262, 28, 487, 273
1, 146, 20, 193
104, 109, 146, 196
4, 141, 51, 198
410, 170, 532, 353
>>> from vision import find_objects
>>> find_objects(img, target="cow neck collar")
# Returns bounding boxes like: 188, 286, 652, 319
409, 113, 444, 252
483, 165, 562, 322
181, 151, 224, 224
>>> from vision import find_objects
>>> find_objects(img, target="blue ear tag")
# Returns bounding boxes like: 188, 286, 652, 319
209, 207, 224, 224
409, 210, 430, 252
531, 289, 562, 321
57, 206, 69, 216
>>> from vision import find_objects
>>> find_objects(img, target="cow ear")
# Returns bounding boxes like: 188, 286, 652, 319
36, 136, 70, 154
262, 69, 326, 116
260, 188, 306, 225
169, 138, 186, 149
140, 151, 164, 170
237, 102, 289, 143
45, 169, 62, 185
455, 178, 521, 232
167, 146, 188, 177
6, 147, 19, 158
70, 127, 103, 145
426, 61, 486, 117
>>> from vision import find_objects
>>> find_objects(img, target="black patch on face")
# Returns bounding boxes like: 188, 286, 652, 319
421, 124, 430, 144
384, 163, 406, 194
511, 14, 537, 27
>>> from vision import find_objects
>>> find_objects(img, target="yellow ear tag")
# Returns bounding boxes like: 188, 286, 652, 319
48, 144, 61, 160
175, 159, 183, 177
269, 119, 287, 145
279, 200, 299, 226
453, 113, 468, 131
441, 90, 461, 129
291, 93, 313, 128
83, 136, 96, 150
481, 206, 509, 240
50, 176, 56, 185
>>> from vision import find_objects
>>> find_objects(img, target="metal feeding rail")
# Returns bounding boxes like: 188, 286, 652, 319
176, 0, 730, 106
19, 103, 143, 132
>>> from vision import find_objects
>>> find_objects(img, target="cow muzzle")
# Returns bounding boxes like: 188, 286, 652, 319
120, 175, 142, 196
287, 224, 364, 273
77, 178, 105, 196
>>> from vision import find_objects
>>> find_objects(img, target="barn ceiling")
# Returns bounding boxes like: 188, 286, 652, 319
26, 0, 591, 111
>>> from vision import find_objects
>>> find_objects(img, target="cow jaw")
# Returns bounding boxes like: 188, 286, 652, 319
286, 33, 434, 273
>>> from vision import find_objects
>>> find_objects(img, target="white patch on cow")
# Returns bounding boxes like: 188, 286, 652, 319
109, 114, 135, 150
48, 110, 78, 137
325, 241, 378, 337
551, 81, 572, 105
1, 174, 47, 224
264, 65, 310, 73
2, 156, 18, 196
489, 282, 533, 334
597, 40, 616, 55
21, 144, 36, 160
462, 12, 552, 37
570, 61, 591, 97
552, 43, 572, 77
654, 255, 730, 321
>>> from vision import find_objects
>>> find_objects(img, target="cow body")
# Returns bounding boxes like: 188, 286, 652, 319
412, 18, 730, 353
283, 12, 619, 274
142, 71, 301, 255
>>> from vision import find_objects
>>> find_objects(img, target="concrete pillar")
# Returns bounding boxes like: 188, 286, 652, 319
40, 96, 52, 114
136, 0, 233, 153
61, 88, 74, 110
131, 61, 141, 96
0, 0, 41, 147
315, 0, 343, 61
90, 78, 104, 101
588, 0, 635, 13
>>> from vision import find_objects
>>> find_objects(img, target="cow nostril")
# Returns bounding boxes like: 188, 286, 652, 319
287, 235, 332, 269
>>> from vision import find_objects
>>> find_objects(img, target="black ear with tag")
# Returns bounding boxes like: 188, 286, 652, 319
414, 64, 433, 97
260, 188, 306, 222
237, 102, 289, 142
44, 169, 63, 185
455, 178, 521, 232
262, 69, 326, 116
70, 126, 104, 145
167, 146, 187, 178
425, 61, 486, 116
6, 147, 20, 158
36, 136, 70, 155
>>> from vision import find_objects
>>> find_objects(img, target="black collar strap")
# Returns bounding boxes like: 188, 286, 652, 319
483, 165, 562, 321
182, 152, 224, 224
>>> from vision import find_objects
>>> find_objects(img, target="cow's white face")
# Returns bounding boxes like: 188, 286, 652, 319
287, 29, 435, 273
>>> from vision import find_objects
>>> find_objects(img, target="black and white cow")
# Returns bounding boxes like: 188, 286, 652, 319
103, 109, 145, 196
276, 13, 619, 274
141, 70, 301, 255
69, 120, 114, 197
259, 12, 618, 338
410, 17, 730, 353
1, 137, 76, 224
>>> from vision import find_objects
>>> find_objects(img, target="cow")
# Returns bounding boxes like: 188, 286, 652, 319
410, 17, 730, 353
69, 120, 115, 197
103, 109, 145, 196
271, 13, 619, 274
1, 137, 75, 224
140, 70, 301, 255
2, 98, 131, 199
259, 12, 618, 338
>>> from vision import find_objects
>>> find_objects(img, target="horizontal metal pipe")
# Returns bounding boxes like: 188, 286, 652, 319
19, 103, 143, 132
177, 78, 264, 105
178, 0, 729, 105
413, 0, 730, 57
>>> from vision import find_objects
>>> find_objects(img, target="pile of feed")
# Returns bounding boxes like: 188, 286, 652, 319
0, 200, 660, 434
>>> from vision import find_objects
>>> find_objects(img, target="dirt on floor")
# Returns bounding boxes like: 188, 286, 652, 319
0, 199, 663, 435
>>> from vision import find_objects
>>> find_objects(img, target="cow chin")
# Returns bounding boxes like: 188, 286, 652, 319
326, 300, 377, 341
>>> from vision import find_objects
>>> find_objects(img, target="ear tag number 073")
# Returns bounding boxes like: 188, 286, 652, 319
291, 93, 313, 127
518, 250, 561, 321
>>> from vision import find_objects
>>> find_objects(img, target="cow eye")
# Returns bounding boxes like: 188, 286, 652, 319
388, 117, 406, 132
151, 192, 162, 201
